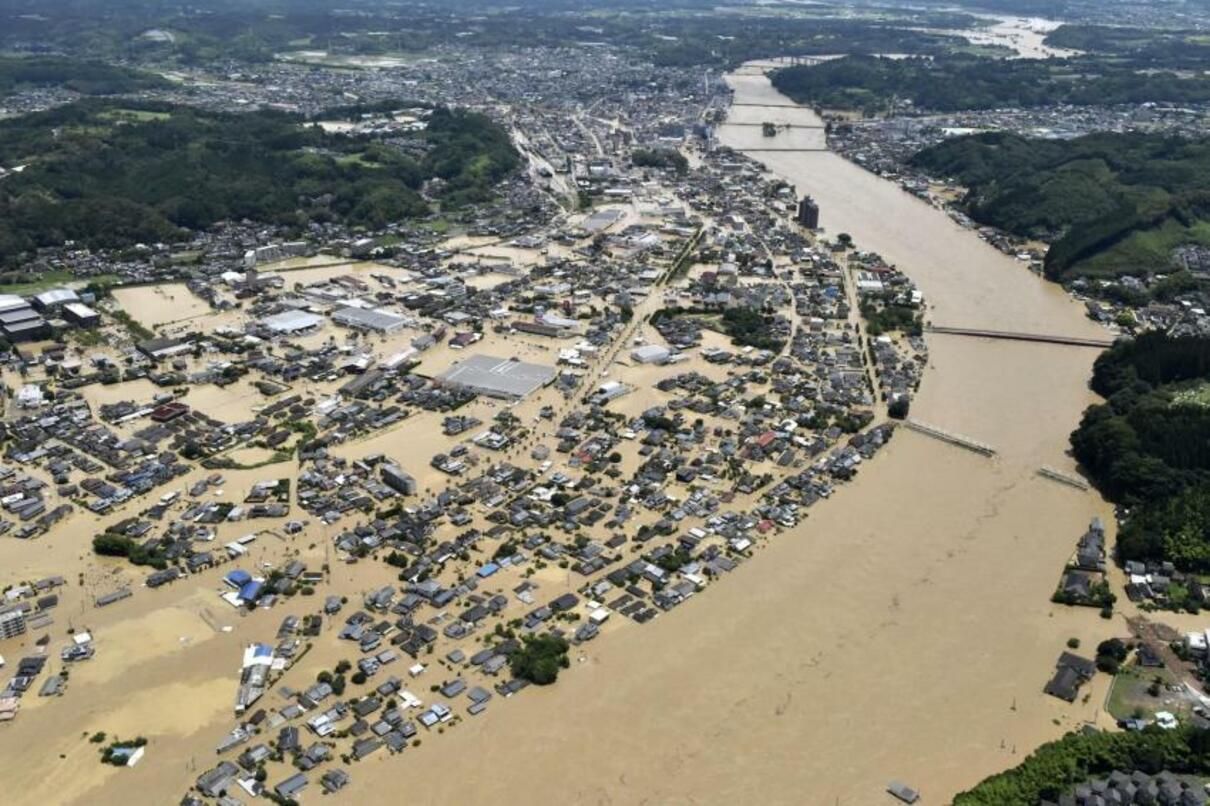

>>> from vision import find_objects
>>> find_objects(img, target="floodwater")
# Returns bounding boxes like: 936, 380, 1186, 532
909, 14, 1078, 60
112, 284, 216, 329
371, 69, 1123, 805
960, 15, 1079, 60
0, 68, 1123, 806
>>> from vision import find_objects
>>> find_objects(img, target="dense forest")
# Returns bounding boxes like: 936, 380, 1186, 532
771, 54, 1210, 116
909, 131, 1210, 281
1046, 24, 1210, 68
631, 147, 688, 175
954, 726, 1210, 805
1070, 333, 1210, 570
0, 100, 518, 266
0, 56, 168, 95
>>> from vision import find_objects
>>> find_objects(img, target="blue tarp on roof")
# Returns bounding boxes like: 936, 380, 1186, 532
225, 569, 252, 588
239, 581, 263, 602
476, 563, 500, 578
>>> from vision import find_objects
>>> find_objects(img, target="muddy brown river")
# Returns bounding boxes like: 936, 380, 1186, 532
0, 66, 1124, 806
375, 68, 1124, 805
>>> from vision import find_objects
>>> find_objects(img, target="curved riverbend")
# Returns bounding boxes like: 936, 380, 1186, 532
361, 66, 1121, 806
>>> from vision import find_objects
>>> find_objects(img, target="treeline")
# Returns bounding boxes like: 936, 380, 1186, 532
0, 100, 517, 266
954, 726, 1210, 805
0, 56, 169, 96
771, 54, 1210, 115
1046, 24, 1210, 69
1070, 333, 1210, 570
909, 131, 1210, 280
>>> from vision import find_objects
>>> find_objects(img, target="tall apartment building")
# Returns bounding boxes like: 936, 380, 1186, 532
796, 196, 820, 230
0, 607, 27, 640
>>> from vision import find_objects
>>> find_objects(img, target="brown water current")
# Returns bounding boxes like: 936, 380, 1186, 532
390, 68, 1123, 805
0, 67, 1123, 806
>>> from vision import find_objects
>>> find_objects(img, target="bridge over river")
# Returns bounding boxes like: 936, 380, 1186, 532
925, 325, 1117, 349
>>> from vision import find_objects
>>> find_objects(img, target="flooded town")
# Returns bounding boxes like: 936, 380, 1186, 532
3, 1, 1210, 805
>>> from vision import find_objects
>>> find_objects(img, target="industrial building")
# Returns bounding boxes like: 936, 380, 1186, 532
331, 306, 409, 334
0, 295, 49, 342
243, 241, 309, 268
631, 344, 671, 364
62, 303, 101, 328
513, 321, 564, 338
381, 464, 417, 495
32, 288, 80, 312
590, 380, 630, 405
137, 337, 193, 360
260, 309, 325, 336
437, 354, 557, 400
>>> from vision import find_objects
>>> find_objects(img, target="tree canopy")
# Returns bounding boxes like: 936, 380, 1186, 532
509, 633, 570, 685
772, 54, 1210, 116
909, 131, 1210, 280
1071, 334, 1210, 570
0, 100, 517, 266
0, 56, 169, 96
955, 726, 1210, 805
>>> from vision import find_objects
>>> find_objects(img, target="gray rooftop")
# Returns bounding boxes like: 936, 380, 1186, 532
332, 306, 408, 332
437, 354, 557, 400
261, 309, 324, 334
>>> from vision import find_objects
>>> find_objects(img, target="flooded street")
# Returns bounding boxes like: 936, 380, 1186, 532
0, 67, 1123, 806
392, 70, 1123, 805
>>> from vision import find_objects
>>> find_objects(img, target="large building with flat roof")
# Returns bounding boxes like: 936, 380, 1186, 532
62, 302, 100, 328
260, 309, 324, 335
0, 294, 49, 342
32, 287, 79, 312
437, 354, 557, 400
331, 306, 408, 333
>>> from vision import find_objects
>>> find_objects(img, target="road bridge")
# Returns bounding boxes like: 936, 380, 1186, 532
722, 122, 826, 129
1037, 467, 1089, 491
925, 326, 1116, 349
730, 102, 816, 109
901, 420, 996, 457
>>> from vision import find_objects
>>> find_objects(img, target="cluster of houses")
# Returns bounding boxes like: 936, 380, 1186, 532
1044, 767, 1210, 806
1054, 518, 1115, 609
0, 39, 968, 805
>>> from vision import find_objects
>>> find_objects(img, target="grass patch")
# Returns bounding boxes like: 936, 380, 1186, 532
0, 270, 119, 295
97, 108, 172, 123
1105, 664, 1185, 722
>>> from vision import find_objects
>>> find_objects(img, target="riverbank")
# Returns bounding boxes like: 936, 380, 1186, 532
347, 66, 1124, 804
0, 62, 1124, 806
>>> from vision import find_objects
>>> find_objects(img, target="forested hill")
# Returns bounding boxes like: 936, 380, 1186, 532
0, 56, 170, 96
907, 131, 1210, 281
770, 54, 1210, 115
0, 101, 518, 266
1045, 24, 1210, 68
1070, 333, 1210, 572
